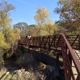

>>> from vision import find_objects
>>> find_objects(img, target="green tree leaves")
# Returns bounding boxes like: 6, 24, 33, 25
34, 7, 58, 36
0, 0, 20, 62
55, 0, 80, 32
0, 0, 15, 28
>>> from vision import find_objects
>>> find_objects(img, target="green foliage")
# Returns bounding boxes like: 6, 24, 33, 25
13, 22, 28, 31
0, 27, 20, 61
7, 28, 21, 54
43, 20, 58, 35
0, 0, 15, 63
55, 0, 80, 32
0, 31, 9, 63
32, 23, 58, 36
34, 7, 50, 36
0, 11, 12, 28
0, 32, 9, 49
34, 7, 58, 36
8, 28, 20, 44
2, 27, 20, 46
65, 30, 80, 35
0, 0, 15, 28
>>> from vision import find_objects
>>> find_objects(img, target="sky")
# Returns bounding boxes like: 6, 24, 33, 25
6, 0, 60, 25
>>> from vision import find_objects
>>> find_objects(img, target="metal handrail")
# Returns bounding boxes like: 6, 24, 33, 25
61, 34, 80, 80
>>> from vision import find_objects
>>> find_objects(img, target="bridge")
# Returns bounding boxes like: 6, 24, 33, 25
18, 33, 80, 80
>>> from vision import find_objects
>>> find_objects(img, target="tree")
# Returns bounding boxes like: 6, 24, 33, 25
0, 0, 21, 61
0, 0, 15, 28
13, 22, 29, 38
34, 7, 49, 26
54, 0, 80, 31
34, 7, 49, 36
8, 28, 20, 54
0, 31, 9, 49
41, 20, 58, 36
0, 31, 9, 63
0, 0, 16, 46
13, 22, 28, 31
25, 25, 36, 36
1, 27, 21, 59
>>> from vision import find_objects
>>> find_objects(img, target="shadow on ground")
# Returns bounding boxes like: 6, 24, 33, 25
0, 47, 65, 80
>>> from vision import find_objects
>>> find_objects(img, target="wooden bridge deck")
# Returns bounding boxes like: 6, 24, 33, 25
71, 50, 80, 79
72, 49, 80, 79
74, 50, 80, 62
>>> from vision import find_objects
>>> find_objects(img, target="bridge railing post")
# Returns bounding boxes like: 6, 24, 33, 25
48, 36, 50, 51
61, 34, 78, 80
61, 36, 68, 80
54, 35, 56, 47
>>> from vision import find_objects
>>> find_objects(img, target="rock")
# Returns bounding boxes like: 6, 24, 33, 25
17, 70, 22, 75
6, 72, 10, 75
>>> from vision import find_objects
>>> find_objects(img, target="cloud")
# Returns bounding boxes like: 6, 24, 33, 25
17, 0, 37, 7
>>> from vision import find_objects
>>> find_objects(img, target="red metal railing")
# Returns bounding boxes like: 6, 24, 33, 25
61, 34, 80, 80
18, 35, 80, 50
66, 35, 80, 50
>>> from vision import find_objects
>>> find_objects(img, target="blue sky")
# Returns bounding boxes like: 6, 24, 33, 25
6, 0, 59, 25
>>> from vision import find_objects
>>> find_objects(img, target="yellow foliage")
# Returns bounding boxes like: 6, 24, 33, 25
0, 11, 12, 28
0, 27, 21, 50
8, 28, 21, 45
0, 0, 15, 28
41, 20, 58, 36
13, 28, 21, 34
34, 7, 49, 25
0, 32, 9, 49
